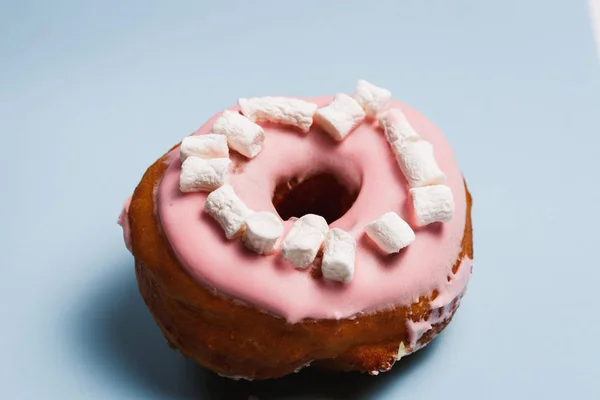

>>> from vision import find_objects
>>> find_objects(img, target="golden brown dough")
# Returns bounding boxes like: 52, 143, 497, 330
129, 148, 473, 380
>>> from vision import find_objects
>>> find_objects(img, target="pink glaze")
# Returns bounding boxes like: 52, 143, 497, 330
156, 96, 471, 323
406, 256, 473, 353
117, 196, 132, 253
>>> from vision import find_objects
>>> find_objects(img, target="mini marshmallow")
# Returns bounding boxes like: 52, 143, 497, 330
354, 79, 392, 118
212, 110, 265, 158
179, 134, 229, 162
179, 157, 230, 192
377, 108, 420, 143
243, 211, 284, 255
238, 97, 318, 132
365, 212, 415, 254
392, 140, 446, 188
204, 184, 253, 239
410, 185, 454, 226
281, 214, 329, 268
314, 94, 366, 141
321, 228, 356, 283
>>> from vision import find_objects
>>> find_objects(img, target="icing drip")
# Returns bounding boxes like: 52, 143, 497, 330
117, 196, 132, 253
397, 342, 407, 360
406, 256, 473, 352
216, 373, 254, 381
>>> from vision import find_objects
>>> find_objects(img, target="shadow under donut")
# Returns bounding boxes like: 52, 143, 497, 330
71, 258, 442, 400
211, 342, 441, 400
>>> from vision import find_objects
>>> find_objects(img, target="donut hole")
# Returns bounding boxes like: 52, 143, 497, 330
272, 172, 359, 224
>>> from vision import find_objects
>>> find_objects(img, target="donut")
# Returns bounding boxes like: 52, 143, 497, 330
118, 80, 474, 380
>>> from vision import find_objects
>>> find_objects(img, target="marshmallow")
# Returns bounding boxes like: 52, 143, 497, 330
243, 211, 284, 255
314, 94, 366, 141
281, 214, 329, 268
212, 110, 265, 158
354, 79, 392, 117
321, 228, 356, 283
365, 212, 415, 254
410, 185, 454, 226
179, 134, 229, 162
204, 184, 253, 239
377, 108, 420, 143
238, 97, 318, 132
392, 140, 446, 188
179, 157, 230, 192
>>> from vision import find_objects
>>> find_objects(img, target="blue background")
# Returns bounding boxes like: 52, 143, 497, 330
2, 0, 599, 398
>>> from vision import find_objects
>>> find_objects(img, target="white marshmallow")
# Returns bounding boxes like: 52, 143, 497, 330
243, 211, 284, 255
365, 212, 415, 254
212, 110, 265, 158
179, 157, 230, 192
392, 140, 446, 188
204, 184, 253, 239
281, 214, 329, 269
354, 79, 392, 117
377, 108, 420, 143
179, 134, 229, 162
410, 185, 455, 226
314, 94, 366, 141
238, 97, 318, 132
321, 228, 356, 283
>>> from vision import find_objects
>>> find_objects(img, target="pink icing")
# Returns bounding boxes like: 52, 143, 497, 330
156, 96, 470, 323
117, 196, 132, 253
406, 256, 473, 353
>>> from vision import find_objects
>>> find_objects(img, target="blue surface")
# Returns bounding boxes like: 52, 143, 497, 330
2, 0, 600, 399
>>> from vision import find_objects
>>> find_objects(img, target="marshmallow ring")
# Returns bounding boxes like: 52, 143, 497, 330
156, 96, 468, 323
